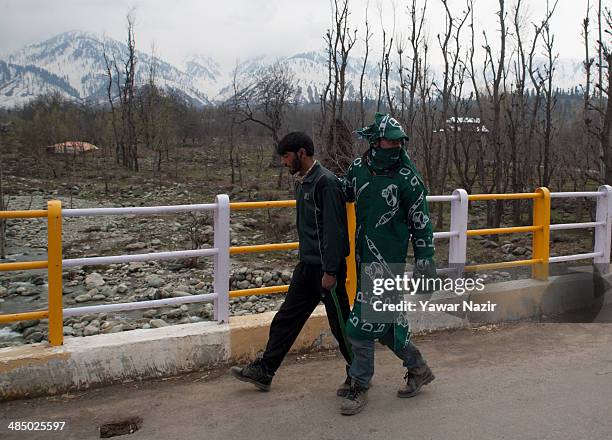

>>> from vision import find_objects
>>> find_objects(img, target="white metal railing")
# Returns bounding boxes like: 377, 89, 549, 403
551, 185, 612, 267
60, 195, 230, 322
63, 249, 219, 268
55, 186, 611, 325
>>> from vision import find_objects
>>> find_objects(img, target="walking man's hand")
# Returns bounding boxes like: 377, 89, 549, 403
322, 273, 337, 291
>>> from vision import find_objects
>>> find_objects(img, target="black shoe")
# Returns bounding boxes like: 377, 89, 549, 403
230, 359, 273, 391
397, 365, 435, 398
340, 381, 368, 415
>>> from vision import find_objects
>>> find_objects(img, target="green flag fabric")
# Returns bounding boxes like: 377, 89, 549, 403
344, 146, 437, 351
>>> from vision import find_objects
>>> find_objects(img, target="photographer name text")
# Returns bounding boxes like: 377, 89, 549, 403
372, 300, 497, 312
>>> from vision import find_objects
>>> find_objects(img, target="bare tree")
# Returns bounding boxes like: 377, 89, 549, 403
0, 122, 11, 259
103, 10, 139, 171
232, 62, 296, 149
375, 0, 391, 112
468, 0, 509, 227
431, 0, 470, 228
231, 62, 296, 186
381, 1, 398, 116
583, 0, 594, 148
320, 0, 359, 173
413, 34, 438, 199
138, 44, 164, 172
403, 0, 427, 132
123, 11, 138, 171
359, 1, 373, 127
334, 0, 358, 122
506, 0, 532, 223
595, 6, 612, 184
598, 0, 604, 110
527, 1, 559, 188
102, 47, 123, 166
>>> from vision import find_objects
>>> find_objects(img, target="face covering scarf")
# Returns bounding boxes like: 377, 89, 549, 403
367, 146, 401, 174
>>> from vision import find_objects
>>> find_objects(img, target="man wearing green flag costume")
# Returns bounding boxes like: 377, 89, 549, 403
340, 113, 437, 415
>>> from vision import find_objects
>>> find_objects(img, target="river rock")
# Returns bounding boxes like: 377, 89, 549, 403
126, 242, 147, 250
146, 275, 165, 288
100, 286, 116, 296
85, 273, 105, 289
83, 325, 99, 336
166, 308, 183, 319
149, 319, 168, 328
143, 309, 158, 318
75, 294, 92, 303
171, 290, 191, 297
106, 325, 124, 335
31, 275, 45, 286
127, 262, 146, 272
25, 331, 44, 342
22, 327, 40, 338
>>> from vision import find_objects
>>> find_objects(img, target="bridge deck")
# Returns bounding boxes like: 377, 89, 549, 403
2, 307, 612, 440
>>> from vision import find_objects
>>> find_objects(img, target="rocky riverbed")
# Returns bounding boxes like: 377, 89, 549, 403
0, 184, 299, 347
0, 178, 596, 348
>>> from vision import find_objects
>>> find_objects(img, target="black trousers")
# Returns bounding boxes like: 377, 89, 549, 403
261, 260, 352, 374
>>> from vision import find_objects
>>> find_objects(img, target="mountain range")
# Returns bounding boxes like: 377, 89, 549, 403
0, 31, 585, 109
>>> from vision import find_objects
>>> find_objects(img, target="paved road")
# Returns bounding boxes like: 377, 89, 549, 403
2, 310, 612, 440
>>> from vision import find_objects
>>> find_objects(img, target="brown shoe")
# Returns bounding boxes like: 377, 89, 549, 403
397, 365, 435, 398
340, 381, 368, 415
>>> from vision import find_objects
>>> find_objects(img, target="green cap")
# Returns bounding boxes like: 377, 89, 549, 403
356, 112, 409, 143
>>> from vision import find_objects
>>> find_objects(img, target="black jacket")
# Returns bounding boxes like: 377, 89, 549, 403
295, 162, 350, 273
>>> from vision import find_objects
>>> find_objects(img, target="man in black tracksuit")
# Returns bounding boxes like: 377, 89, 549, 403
230, 132, 353, 393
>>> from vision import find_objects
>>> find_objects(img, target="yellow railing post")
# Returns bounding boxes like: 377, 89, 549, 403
345, 202, 357, 305
47, 200, 63, 346
532, 187, 550, 280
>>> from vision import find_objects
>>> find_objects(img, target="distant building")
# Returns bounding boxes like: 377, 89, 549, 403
435, 117, 489, 134
45, 141, 99, 154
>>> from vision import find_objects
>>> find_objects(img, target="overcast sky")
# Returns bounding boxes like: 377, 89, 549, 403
0, 0, 598, 69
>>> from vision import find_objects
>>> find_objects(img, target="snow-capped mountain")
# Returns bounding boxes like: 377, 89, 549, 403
211, 51, 388, 105
0, 31, 210, 108
184, 54, 224, 99
0, 30, 585, 109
